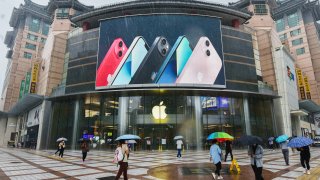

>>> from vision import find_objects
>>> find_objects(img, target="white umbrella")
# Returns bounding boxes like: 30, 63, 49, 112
174, 136, 183, 140
126, 140, 137, 144
56, 137, 67, 142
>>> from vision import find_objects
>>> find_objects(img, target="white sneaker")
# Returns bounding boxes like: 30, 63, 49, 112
307, 170, 310, 175
217, 176, 223, 179
212, 173, 216, 179
304, 168, 307, 174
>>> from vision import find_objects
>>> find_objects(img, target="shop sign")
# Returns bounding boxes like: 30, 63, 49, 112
24, 72, 31, 94
27, 105, 41, 127
30, 63, 39, 93
304, 76, 311, 99
296, 68, 306, 100
19, 80, 25, 99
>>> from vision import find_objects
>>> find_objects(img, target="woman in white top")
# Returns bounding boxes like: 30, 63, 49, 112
115, 140, 130, 180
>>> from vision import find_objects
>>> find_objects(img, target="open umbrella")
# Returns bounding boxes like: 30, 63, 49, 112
144, 137, 151, 139
56, 137, 67, 142
276, 135, 289, 143
207, 132, 234, 142
174, 135, 184, 140
236, 135, 263, 145
115, 134, 141, 141
288, 136, 313, 148
126, 140, 137, 144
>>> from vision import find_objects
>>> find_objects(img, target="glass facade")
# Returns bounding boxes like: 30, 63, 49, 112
27, 33, 38, 41
47, 92, 275, 151
296, 47, 305, 55
23, 52, 32, 59
28, 17, 40, 33
254, 4, 268, 15
25, 42, 36, 50
42, 23, 50, 36
288, 12, 299, 28
290, 29, 301, 37
276, 18, 285, 32
279, 33, 287, 41
292, 38, 303, 46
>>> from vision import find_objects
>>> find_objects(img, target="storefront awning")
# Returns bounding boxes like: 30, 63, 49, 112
290, 109, 308, 116
299, 99, 320, 113
8, 94, 44, 115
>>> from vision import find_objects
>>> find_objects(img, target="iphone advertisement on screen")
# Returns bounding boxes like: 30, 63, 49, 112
96, 14, 225, 89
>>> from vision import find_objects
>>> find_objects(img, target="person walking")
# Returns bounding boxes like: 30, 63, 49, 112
268, 137, 274, 151
146, 139, 151, 151
80, 140, 89, 162
248, 143, 264, 180
210, 139, 223, 180
297, 146, 311, 175
54, 142, 60, 156
115, 140, 130, 180
58, 140, 65, 158
224, 140, 233, 162
176, 139, 183, 158
280, 140, 289, 165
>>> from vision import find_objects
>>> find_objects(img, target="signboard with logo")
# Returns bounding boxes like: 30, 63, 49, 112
27, 105, 42, 127
296, 68, 306, 100
24, 71, 31, 94
30, 63, 39, 93
96, 14, 225, 89
19, 80, 25, 99
304, 76, 311, 99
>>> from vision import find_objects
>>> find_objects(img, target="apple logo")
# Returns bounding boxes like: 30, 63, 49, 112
152, 101, 167, 119
197, 72, 203, 82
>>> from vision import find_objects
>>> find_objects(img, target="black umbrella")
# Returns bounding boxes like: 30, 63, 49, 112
236, 135, 263, 145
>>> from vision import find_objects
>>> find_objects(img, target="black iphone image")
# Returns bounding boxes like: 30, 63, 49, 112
130, 36, 170, 84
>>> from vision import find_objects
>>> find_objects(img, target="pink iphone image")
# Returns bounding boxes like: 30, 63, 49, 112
96, 38, 128, 88
176, 37, 222, 84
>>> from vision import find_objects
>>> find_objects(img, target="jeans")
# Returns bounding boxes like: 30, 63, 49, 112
215, 161, 221, 176
177, 149, 182, 158
300, 156, 310, 170
115, 161, 128, 180
251, 165, 264, 180
225, 150, 233, 161
59, 149, 64, 158
282, 149, 289, 165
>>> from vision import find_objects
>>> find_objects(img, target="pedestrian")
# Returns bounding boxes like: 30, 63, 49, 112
268, 137, 274, 151
297, 146, 311, 175
248, 143, 264, 180
224, 140, 233, 162
210, 139, 223, 180
115, 140, 129, 180
176, 139, 183, 158
80, 140, 89, 162
146, 139, 151, 151
280, 140, 289, 165
54, 142, 60, 155
58, 140, 65, 158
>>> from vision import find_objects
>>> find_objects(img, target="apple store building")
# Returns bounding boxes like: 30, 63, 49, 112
44, 1, 278, 150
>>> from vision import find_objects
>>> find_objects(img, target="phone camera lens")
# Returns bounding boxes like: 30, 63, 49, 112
161, 39, 167, 45
206, 50, 210, 56
162, 49, 167, 55
119, 41, 123, 47
118, 51, 122, 57
205, 40, 210, 47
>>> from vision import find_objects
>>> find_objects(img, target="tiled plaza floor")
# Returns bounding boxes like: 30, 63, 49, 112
0, 147, 319, 179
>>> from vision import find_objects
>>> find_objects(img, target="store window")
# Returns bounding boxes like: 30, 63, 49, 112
292, 38, 303, 46
288, 12, 299, 28
42, 23, 50, 36
279, 33, 287, 41
56, 8, 69, 19
254, 4, 268, 15
25, 42, 36, 50
276, 18, 285, 32
23, 52, 32, 59
296, 47, 305, 55
27, 33, 38, 41
290, 29, 301, 37
28, 17, 40, 33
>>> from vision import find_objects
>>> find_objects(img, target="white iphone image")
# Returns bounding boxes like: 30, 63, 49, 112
176, 37, 222, 84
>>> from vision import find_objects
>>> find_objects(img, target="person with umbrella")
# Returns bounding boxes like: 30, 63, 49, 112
276, 135, 289, 165
248, 143, 264, 180
115, 140, 130, 180
58, 140, 66, 158
210, 139, 223, 180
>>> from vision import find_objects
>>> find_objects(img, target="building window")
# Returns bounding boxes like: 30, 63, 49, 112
288, 12, 299, 28
290, 29, 301, 37
276, 18, 285, 32
42, 23, 50, 36
292, 38, 303, 46
296, 47, 305, 55
279, 33, 287, 41
25, 43, 36, 50
254, 4, 268, 15
28, 17, 40, 33
23, 52, 32, 59
41, 38, 46, 44
56, 8, 69, 19
27, 33, 38, 41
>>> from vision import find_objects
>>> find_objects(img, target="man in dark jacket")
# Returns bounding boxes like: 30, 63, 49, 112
225, 140, 233, 162
297, 146, 311, 175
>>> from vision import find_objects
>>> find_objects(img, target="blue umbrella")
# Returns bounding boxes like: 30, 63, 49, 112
276, 135, 289, 143
288, 136, 313, 148
115, 134, 141, 141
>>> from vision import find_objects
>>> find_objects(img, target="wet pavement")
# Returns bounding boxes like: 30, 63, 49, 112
0, 147, 319, 179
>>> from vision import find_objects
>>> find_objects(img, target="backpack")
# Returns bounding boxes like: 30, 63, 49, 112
113, 147, 124, 164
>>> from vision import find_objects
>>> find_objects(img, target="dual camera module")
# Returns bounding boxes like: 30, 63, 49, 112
158, 38, 168, 56
205, 40, 210, 56
118, 41, 123, 57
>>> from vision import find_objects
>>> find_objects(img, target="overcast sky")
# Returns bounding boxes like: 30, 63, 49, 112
0, 0, 238, 95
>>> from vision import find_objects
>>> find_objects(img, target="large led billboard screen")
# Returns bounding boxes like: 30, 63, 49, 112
96, 14, 225, 89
